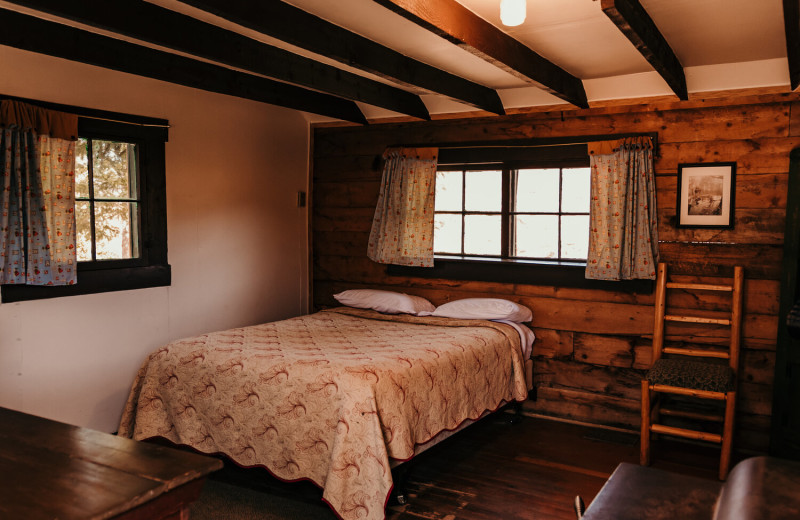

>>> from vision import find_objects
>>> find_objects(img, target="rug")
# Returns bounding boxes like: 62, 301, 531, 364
190, 479, 337, 520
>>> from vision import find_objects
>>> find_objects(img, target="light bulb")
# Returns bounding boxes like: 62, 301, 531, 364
500, 0, 526, 27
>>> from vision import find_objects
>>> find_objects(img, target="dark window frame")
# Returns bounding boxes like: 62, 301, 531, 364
388, 143, 654, 293
433, 164, 505, 257
1, 114, 170, 303
76, 136, 141, 263
434, 164, 591, 262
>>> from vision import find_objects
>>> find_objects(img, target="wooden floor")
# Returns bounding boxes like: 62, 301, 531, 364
213, 411, 728, 520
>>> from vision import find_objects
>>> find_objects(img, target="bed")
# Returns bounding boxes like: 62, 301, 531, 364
118, 305, 531, 520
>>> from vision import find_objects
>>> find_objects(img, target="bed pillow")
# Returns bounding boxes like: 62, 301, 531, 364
428, 298, 532, 322
333, 289, 435, 315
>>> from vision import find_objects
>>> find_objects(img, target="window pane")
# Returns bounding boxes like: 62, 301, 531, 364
76, 200, 92, 261
465, 170, 501, 212
515, 169, 559, 212
93, 140, 136, 199
464, 214, 501, 255
562, 167, 590, 213
94, 202, 137, 260
514, 215, 558, 259
434, 213, 462, 254
435, 170, 463, 212
561, 215, 589, 260
75, 138, 90, 199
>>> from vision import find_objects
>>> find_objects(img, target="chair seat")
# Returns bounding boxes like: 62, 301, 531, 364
646, 358, 735, 393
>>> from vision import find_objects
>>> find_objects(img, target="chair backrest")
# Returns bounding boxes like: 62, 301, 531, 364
651, 263, 744, 372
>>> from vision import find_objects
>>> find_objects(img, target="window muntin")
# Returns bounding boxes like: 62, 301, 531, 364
434, 166, 591, 262
75, 138, 141, 262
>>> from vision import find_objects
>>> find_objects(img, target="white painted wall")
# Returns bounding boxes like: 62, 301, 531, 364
0, 46, 311, 432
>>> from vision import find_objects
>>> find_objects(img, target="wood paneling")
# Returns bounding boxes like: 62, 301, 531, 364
312, 92, 800, 452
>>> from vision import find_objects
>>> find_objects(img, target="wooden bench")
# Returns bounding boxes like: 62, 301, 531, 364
0, 407, 222, 519
582, 456, 800, 520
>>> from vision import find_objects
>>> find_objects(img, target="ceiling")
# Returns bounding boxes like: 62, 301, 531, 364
0, 0, 793, 124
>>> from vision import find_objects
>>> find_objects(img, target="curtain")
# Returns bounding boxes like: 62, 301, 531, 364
367, 147, 438, 267
585, 136, 659, 280
1, 100, 78, 285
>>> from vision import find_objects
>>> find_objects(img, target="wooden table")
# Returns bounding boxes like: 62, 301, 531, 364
0, 406, 223, 519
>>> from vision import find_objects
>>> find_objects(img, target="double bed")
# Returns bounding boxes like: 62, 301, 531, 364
119, 305, 532, 520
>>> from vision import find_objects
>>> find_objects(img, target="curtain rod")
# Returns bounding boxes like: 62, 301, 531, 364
0, 94, 170, 128
392, 132, 660, 156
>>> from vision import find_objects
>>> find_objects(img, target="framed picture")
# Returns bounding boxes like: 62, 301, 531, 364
676, 162, 736, 228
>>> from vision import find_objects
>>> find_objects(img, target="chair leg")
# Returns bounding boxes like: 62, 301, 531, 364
640, 379, 651, 466
719, 390, 736, 480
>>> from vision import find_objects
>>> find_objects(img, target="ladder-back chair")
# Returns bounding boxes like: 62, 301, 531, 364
640, 263, 744, 480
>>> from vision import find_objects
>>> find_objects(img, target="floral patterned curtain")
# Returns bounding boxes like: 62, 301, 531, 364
585, 136, 659, 280
1, 100, 78, 285
367, 147, 438, 267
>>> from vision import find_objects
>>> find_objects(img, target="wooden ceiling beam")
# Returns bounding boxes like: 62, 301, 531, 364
4, 0, 429, 120
784, 0, 800, 90
369, 0, 588, 109
178, 0, 505, 115
0, 9, 368, 124
601, 0, 688, 100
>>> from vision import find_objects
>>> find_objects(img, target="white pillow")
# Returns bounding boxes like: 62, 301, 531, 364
427, 298, 532, 322
333, 289, 435, 315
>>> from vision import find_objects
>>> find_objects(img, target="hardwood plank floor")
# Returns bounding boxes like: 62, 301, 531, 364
212, 411, 729, 519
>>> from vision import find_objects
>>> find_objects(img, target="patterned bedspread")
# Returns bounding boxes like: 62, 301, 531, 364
118, 307, 528, 520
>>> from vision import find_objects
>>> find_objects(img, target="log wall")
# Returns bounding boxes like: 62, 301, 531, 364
311, 92, 800, 452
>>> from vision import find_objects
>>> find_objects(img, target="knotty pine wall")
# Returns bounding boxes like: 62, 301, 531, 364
311, 92, 799, 452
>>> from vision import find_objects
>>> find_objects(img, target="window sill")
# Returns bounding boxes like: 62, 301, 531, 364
386, 256, 654, 293
1, 264, 171, 303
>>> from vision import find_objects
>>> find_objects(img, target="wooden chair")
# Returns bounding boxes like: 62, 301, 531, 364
640, 263, 744, 480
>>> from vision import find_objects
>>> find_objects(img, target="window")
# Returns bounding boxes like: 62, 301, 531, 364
76, 138, 140, 262
387, 143, 652, 292
433, 166, 591, 261
1, 111, 170, 302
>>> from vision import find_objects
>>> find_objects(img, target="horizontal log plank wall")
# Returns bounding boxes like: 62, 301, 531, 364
311, 90, 799, 453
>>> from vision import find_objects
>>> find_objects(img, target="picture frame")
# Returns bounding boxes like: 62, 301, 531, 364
676, 162, 736, 229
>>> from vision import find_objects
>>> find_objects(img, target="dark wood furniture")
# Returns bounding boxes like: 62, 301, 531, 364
0, 406, 222, 520
582, 456, 800, 520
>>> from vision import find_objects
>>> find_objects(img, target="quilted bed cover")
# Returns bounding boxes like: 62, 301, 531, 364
118, 307, 528, 520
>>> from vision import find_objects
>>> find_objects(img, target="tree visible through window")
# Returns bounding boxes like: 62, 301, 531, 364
434, 167, 591, 262
75, 138, 140, 262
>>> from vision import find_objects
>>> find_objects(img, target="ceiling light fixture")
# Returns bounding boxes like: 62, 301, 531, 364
500, 0, 526, 27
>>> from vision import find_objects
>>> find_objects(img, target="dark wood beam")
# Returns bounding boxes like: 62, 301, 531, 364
4, 0, 429, 120
601, 0, 688, 100
369, 0, 588, 109
0, 9, 367, 124
178, 0, 505, 115
784, 0, 800, 90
